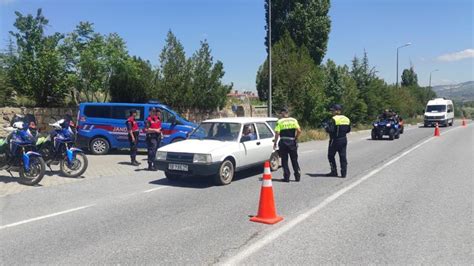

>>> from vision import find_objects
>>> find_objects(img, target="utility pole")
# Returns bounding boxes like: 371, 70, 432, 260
267, 0, 272, 117
396, 43, 412, 87
429, 69, 439, 88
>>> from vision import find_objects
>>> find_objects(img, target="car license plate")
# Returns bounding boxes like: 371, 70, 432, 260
168, 163, 188, 171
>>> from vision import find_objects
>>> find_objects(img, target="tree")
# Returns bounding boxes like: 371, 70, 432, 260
324, 60, 367, 124
257, 32, 327, 125
109, 56, 155, 103
401, 66, 418, 87
62, 22, 128, 103
190, 40, 232, 111
265, 0, 331, 65
0, 40, 16, 106
8, 9, 68, 107
157, 31, 192, 111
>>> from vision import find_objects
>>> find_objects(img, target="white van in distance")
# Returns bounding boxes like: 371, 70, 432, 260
424, 98, 454, 127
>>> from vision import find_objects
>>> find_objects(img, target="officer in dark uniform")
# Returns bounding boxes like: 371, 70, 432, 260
145, 108, 162, 171
324, 104, 351, 177
273, 107, 302, 182
126, 109, 140, 166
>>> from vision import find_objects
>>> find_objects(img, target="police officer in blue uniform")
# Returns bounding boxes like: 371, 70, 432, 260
324, 104, 351, 177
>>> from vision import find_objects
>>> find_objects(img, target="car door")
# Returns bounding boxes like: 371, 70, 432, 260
239, 123, 262, 167
255, 122, 275, 162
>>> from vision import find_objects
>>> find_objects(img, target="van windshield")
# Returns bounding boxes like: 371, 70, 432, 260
426, 105, 446, 112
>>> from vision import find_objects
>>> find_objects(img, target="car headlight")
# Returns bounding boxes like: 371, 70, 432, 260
386, 123, 391, 127
193, 154, 212, 164
156, 151, 167, 161
373, 123, 378, 127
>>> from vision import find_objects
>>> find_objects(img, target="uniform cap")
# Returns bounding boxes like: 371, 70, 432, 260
330, 104, 342, 111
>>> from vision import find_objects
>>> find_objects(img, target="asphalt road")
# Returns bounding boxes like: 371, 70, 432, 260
1, 122, 472, 264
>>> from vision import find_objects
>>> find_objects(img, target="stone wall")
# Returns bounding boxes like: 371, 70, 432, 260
0, 107, 78, 137
0, 105, 268, 137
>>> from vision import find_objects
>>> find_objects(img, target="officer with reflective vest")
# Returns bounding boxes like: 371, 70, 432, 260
273, 107, 302, 182
126, 110, 141, 166
145, 108, 162, 171
324, 104, 351, 177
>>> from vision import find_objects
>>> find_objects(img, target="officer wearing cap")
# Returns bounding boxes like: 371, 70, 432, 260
324, 104, 351, 177
273, 107, 302, 182
126, 109, 141, 166
145, 108, 162, 171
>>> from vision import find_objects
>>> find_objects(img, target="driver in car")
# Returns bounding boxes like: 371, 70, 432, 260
242, 125, 256, 141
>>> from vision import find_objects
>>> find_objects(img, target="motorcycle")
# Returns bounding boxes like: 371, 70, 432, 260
36, 118, 88, 177
0, 116, 46, 186
371, 118, 401, 140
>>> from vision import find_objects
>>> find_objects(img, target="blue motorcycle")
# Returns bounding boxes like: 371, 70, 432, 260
0, 117, 46, 186
371, 118, 401, 140
36, 118, 88, 178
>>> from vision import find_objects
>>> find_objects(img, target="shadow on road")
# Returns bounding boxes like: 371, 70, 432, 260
0, 174, 20, 184
148, 167, 263, 189
306, 173, 339, 178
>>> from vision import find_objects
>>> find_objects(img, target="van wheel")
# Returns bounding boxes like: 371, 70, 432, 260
90, 137, 110, 155
449, 120, 453, 126
213, 159, 234, 185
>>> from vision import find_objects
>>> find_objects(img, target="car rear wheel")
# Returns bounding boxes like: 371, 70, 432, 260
269, 152, 280, 171
213, 159, 234, 186
90, 137, 110, 155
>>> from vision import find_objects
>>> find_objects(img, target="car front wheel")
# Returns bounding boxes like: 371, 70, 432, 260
213, 159, 234, 186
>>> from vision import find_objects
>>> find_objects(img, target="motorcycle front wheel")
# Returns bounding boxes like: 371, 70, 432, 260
60, 152, 88, 178
18, 157, 46, 186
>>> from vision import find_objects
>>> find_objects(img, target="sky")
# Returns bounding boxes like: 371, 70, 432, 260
1, 0, 473, 91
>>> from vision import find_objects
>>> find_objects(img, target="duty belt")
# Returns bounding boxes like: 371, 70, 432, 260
280, 136, 296, 140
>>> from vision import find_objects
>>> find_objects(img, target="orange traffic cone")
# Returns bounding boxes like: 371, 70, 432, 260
250, 161, 283, 225
434, 122, 440, 137
462, 117, 467, 127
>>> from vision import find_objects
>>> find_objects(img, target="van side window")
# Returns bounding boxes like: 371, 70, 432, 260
84, 106, 111, 118
159, 108, 179, 124
111, 106, 144, 120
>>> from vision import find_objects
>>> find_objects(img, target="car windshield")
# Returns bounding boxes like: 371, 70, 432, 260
189, 122, 241, 141
426, 105, 446, 112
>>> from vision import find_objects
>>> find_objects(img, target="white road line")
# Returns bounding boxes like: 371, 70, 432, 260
143, 186, 166, 193
0, 205, 94, 230
300, 150, 315, 154
224, 129, 457, 265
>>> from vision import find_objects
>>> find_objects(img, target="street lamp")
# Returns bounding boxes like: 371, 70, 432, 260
429, 69, 439, 88
396, 42, 412, 87
267, 0, 272, 117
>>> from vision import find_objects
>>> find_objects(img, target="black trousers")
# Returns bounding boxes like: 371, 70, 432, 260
128, 131, 139, 162
328, 138, 347, 171
278, 140, 300, 180
146, 135, 161, 166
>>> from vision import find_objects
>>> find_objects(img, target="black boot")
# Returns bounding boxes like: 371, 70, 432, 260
325, 163, 338, 177
341, 168, 347, 178
148, 163, 154, 171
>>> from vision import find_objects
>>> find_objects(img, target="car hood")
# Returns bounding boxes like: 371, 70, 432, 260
158, 139, 236, 154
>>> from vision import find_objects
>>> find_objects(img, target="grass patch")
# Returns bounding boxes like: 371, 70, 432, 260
298, 128, 328, 142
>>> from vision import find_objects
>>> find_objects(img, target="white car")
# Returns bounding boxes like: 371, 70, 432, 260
155, 117, 279, 185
